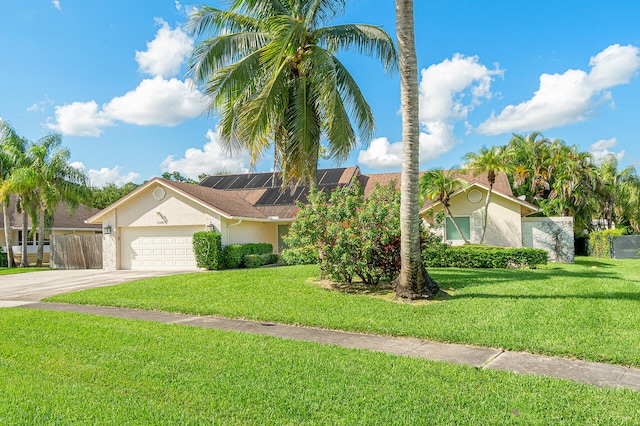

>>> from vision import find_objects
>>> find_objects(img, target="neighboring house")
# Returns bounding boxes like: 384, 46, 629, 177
88, 167, 571, 271
0, 195, 101, 265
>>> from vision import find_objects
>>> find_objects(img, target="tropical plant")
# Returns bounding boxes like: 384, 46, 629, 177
419, 169, 470, 244
0, 121, 27, 267
463, 145, 513, 244
186, 0, 397, 185
394, 0, 439, 299
596, 153, 640, 232
2, 134, 88, 266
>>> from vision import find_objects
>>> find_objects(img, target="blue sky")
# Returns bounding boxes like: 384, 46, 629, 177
1, 0, 639, 186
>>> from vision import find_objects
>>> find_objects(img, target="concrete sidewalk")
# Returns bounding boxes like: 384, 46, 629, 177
21, 302, 640, 392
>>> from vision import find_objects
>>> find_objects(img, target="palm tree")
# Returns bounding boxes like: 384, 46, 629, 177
187, 0, 397, 185
2, 134, 88, 267
393, 0, 438, 299
463, 145, 514, 244
597, 153, 639, 230
0, 121, 27, 267
419, 169, 470, 244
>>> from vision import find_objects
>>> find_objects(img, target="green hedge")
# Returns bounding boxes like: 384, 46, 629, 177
0, 247, 7, 268
244, 253, 279, 268
422, 245, 548, 269
222, 243, 273, 269
588, 228, 626, 258
281, 246, 319, 265
192, 231, 223, 270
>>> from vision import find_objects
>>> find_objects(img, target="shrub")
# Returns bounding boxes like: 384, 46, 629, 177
222, 243, 273, 269
192, 231, 223, 270
284, 181, 438, 285
422, 245, 548, 269
589, 228, 627, 258
0, 247, 7, 268
244, 253, 279, 268
281, 246, 318, 265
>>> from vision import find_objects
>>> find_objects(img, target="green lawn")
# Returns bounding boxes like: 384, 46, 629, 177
1, 309, 638, 425
48, 258, 640, 367
0, 267, 50, 276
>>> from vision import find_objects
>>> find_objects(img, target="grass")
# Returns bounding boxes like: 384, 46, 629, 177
1, 308, 638, 425
48, 257, 640, 367
0, 267, 50, 276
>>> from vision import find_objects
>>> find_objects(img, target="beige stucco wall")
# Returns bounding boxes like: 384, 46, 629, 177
423, 187, 523, 247
223, 218, 279, 251
100, 184, 222, 270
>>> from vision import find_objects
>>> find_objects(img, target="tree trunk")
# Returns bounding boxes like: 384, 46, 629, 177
20, 207, 29, 267
2, 201, 15, 268
393, 0, 438, 299
479, 183, 493, 244
444, 204, 470, 244
36, 205, 45, 267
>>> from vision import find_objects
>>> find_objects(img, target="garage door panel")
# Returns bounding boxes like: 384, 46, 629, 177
120, 226, 200, 270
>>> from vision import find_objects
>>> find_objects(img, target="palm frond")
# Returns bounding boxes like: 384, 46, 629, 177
315, 24, 397, 73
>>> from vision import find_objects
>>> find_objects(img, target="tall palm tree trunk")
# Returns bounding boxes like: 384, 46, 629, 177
444, 204, 470, 244
480, 184, 493, 244
393, 0, 438, 299
20, 206, 29, 267
36, 206, 45, 267
2, 201, 15, 267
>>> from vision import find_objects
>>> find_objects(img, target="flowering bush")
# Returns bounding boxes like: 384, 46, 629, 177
284, 181, 411, 285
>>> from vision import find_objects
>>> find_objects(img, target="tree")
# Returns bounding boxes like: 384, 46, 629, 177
187, 0, 397, 184
596, 153, 640, 231
162, 171, 198, 184
87, 182, 140, 210
2, 134, 88, 266
0, 121, 27, 267
419, 169, 470, 244
463, 145, 513, 244
393, 0, 438, 299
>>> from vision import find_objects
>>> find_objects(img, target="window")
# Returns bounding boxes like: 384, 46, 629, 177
445, 216, 470, 241
277, 224, 290, 253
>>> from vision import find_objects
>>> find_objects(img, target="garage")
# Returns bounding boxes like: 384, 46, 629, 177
120, 226, 200, 270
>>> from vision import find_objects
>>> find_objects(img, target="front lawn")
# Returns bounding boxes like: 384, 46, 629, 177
0, 267, 50, 276
1, 309, 637, 424
48, 258, 640, 367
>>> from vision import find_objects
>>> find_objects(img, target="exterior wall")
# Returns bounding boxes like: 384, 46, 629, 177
102, 210, 118, 271
102, 184, 223, 270
522, 217, 575, 263
224, 219, 279, 252
423, 188, 522, 247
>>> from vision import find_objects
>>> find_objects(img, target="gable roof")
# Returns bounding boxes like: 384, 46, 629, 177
87, 166, 540, 224
0, 195, 101, 230
86, 177, 269, 223
359, 170, 539, 217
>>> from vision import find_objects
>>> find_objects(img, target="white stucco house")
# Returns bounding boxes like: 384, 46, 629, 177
87, 166, 572, 270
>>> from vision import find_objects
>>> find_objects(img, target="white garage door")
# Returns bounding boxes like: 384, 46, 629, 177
120, 226, 200, 270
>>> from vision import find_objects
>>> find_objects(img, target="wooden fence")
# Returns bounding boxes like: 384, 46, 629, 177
51, 234, 103, 269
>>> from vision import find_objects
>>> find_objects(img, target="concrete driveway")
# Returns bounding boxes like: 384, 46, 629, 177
0, 269, 197, 308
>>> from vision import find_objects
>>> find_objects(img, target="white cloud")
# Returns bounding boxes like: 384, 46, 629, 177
48, 77, 204, 136
590, 137, 625, 163
52, 1, 61, 11
49, 101, 114, 137
359, 54, 499, 169
72, 162, 141, 187
419, 54, 502, 123
161, 128, 250, 179
103, 76, 204, 126
175, 1, 182, 12
357, 137, 403, 169
135, 19, 193, 78
478, 44, 640, 135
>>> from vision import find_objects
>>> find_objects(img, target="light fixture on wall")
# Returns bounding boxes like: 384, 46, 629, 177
206, 223, 216, 232
103, 225, 112, 235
